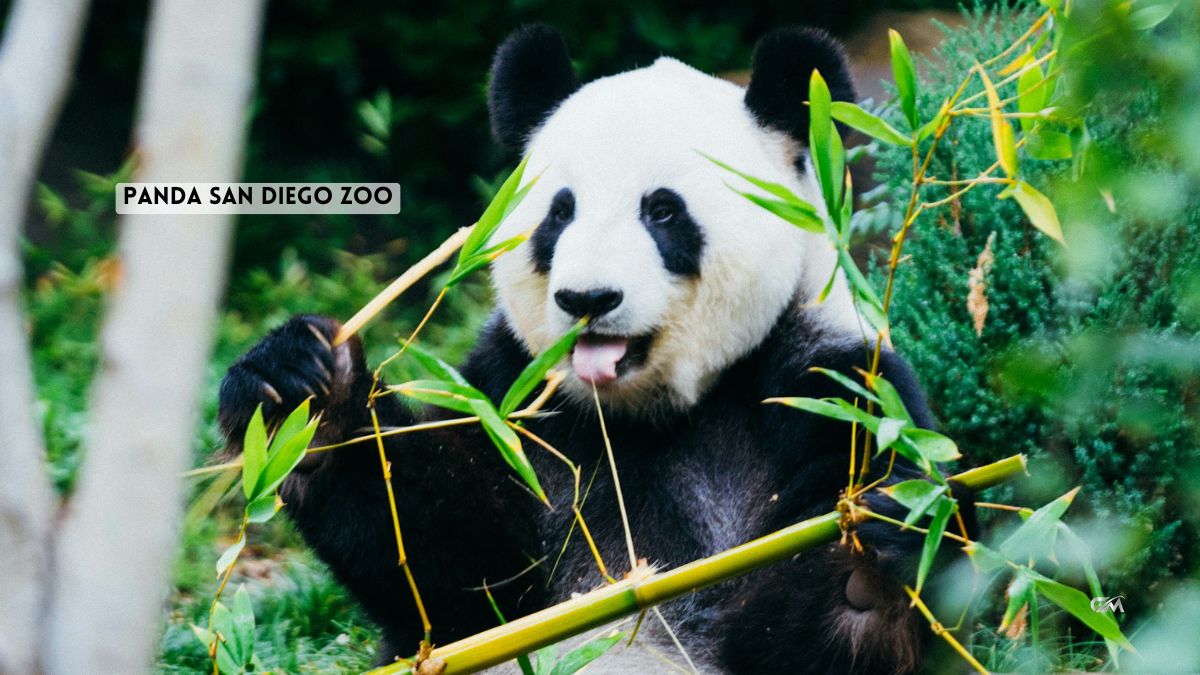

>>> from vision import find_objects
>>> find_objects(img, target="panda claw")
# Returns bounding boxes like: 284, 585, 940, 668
305, 320, 333, 352
261, 381, 284, 405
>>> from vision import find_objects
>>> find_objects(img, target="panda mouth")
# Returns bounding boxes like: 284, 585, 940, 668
571, 332, 654, 385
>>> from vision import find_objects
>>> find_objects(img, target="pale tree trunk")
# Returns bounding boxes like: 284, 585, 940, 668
0, 1, 91, 672
43, 0, 266, 672
1, 0, 267, 671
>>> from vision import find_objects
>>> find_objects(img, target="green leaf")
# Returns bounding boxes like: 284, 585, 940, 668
459, 155, 532, 265
271, 399, 311, 455
915, 496, 955, 592
242, 405, 267, 500
809, 367, 880, 406
902, 428, 961, 462
882, 479, 947, 525
1000, 568, 1035, 632
861, 372, 912, 423
231, 585, 256, 668
256, 417, 319, 499
500, 320, 585, 417
447, 233, 530, 286
547, 631, 625, 675
1030, 571, 1135, 650
889, 29, 919, 129
216, 534, 245, 577
1027, 129, 1073, 160
470, 399, 545, 502
391, 379, 488, 415
702, 153, 815, 204
1000, 486, 1080, 560
732, 191, 824, 233
916, 104, 947, 142
808, 70, 844, 215
1000, 180, 1066, 245
245, 492, 281, 524
1017, 59, 1047, 134
764, 396, 871, 427
191, 623, 242, 675
830, 101, 912, 146
876, 417, 907, 452
963, 540, 1009, 572
406, 344, 469, 386
212, 600, 246, 672
1058, 523, 1121, 667
1130, 0, 1179, 30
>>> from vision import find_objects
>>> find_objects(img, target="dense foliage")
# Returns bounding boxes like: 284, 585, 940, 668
872, 3, 1199, 622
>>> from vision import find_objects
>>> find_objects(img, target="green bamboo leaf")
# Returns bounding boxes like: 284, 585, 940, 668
447, 233, 531, 286
1000, 180, 1066, 244
406, 344, 469, 386
881, 479, 947, 525
1000, 568, 1034, 632
1027, 129, 1073, 160
1130, 0, 1179, 30
915, 496, 955, 592
213, 599, 246, 672
876, 417, 907, 452
1000, 486, 1080, 560
191, 622, 242, 675
470, 399, 545, 502
271, 399, 311, 452
889, 29, 919, 129
459, 154, 533, 266
702, 153, 814, 204
830, 101, 913, 146
1030, 571, 1135, 650
963, 540, 1009, 572
245, 492, 281, 524
902, 428, 961, 462
891, 435, 939, 478
732, 191, 824, 233
916, 104, 947, 142
231, 585, 256, 668
1017, 59, 1047, 134
809, 367, 880, 406
830, 399, 884, 432
861, 372, 912, 423
1058, 523, 1121, 667
500, 320, 585, 417
255, 417, 319, 499
808, 71, 844, 215
391, 379, 488, 416
242, 405, 267, 500
216, 534, 245, 577
548, 631, 625, 675
764, 396, 867, 426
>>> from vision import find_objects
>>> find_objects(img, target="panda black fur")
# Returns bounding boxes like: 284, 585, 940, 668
218, 25, 973, 674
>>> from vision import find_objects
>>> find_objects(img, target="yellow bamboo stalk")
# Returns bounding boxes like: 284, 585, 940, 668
366, 455, 1027, 675
334, 226, 473, 346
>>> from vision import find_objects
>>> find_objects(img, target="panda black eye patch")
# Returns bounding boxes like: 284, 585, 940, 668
531, 188, 575, 274
640, 188, 704, 277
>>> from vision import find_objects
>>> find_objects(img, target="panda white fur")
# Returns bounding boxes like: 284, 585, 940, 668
219, 24, 970, 674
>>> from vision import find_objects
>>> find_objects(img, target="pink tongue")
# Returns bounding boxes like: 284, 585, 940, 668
572, 338, 629, 385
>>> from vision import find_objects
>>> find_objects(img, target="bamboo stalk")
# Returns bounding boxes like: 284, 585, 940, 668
367, 454, 1027, 675
334, 226, 473, 346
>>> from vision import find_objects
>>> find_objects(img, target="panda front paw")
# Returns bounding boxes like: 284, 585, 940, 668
218, 314, 368, 457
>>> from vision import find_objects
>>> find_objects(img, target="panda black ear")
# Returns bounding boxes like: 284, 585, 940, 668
488, 24, 581, 150
744, 27, 856, 144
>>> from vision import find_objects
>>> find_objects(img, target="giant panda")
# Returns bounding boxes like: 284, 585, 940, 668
218, 24, 972, 674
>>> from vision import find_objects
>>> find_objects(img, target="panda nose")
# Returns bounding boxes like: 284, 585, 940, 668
554, 288, 624, 319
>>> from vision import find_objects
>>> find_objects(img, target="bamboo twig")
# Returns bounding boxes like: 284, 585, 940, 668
365, 455, 1026, 675
905, 586, 990, 674
334, 226, 473, 346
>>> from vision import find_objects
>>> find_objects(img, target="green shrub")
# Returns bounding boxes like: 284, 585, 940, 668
871, 4, 1199, 618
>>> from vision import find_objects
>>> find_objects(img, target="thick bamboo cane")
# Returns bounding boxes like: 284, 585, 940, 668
368, 454, 1028, 675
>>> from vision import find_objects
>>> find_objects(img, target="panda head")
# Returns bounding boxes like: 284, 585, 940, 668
487, 24, 865, 414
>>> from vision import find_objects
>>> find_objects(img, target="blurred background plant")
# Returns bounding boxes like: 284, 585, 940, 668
4, 0, 1197, 671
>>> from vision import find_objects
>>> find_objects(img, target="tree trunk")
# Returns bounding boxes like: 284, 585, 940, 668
42, 0, 266, 670
0, 1, 91, 672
